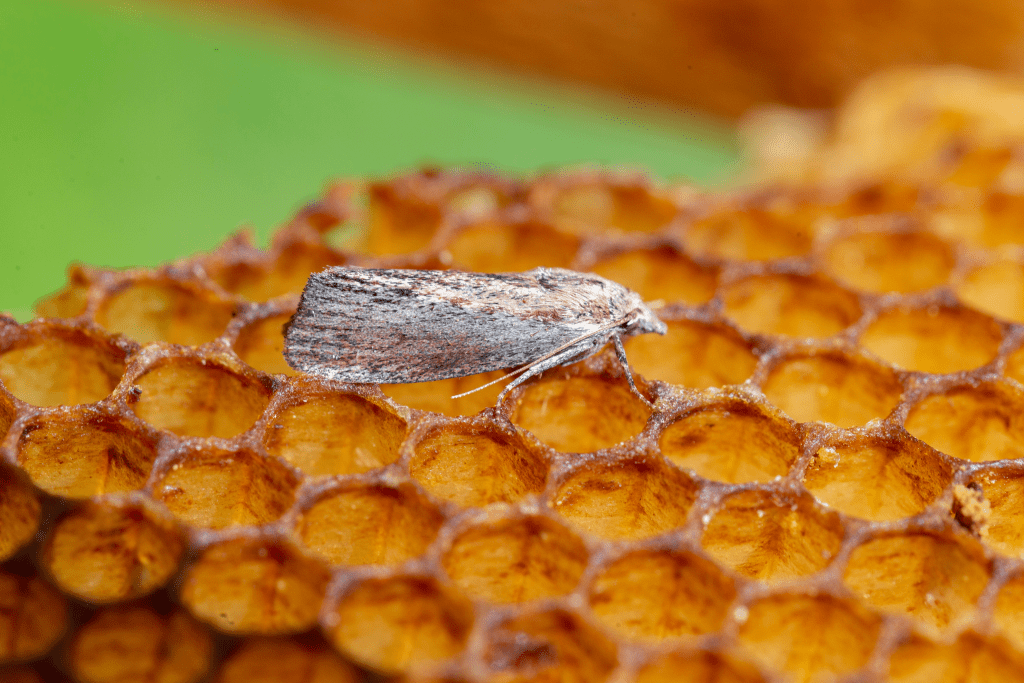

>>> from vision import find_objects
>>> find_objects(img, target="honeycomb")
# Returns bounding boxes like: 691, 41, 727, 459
9, 67, 1024, 682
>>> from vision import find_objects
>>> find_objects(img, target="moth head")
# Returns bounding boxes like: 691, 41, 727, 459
623, 297, 667, 337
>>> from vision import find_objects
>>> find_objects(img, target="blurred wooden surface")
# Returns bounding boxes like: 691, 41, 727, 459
169, 0, 1024, 117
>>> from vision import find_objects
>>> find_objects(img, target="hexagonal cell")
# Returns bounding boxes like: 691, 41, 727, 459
441, 516, 588, 603
701, 490, 844, 582
722, 273, 862, 338
42, 499, 184, 603
447, 221, 580, 273
511, 376, 651, 453
180, 538, 330, 635
973, 469, 1024, 556
684, 208, 814, 261
823, 230, 955, 294
233, 313, 297, 376
860, 305, 1002, 374
589, 247, 717, 305
365, 185, 443, 255
70, 607, 213, 683
588, 549, 735, 641
409, 425, 547, 507
970, 192, 1024, 249
625, 319, 758, 389
0, 571, 68, 663
955, 259, 1024, 323
380, 370, 506, 417
0, 466, 40, 563
803, 436, 953, 521
325, 575, 473, 675
153, 447, 299, 529
887, 632, 1024, 683
131, 358, 272, 438
635, 649, 768, 683
0, 325, 126, 407
483, 609, 618, 683
213, 244, 345, 302
659, 400, 801, 483
736, 593, 882, 683
15, 410, 158, 498
843, 532, 990, 631
294, 482, 444, 566
905, 382, 1024, 462
993, 573, 1024, 652
214, 637, 360, 683
96, 281, 236, 346
264, 388, 405, 477
34, 266, 91, 319
762, 352, 902, 427
550, 457, 698, 540
546, 183, 678, 234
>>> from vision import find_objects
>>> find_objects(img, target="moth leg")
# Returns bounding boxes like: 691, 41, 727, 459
495, 344, 587, 406
613, 334, 653, 408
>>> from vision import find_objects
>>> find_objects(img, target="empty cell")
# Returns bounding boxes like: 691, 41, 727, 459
325, 575, 473, 675
803, 437, 953, 521
233, 313, 297, 376
588, 550, 735, 641
264, 389, 405, 476
551, 458, 697, 540
214, 637, 360, 683
843, 532, 990, 631
96, 282, 236, 346
888, 632, 1024, 683
34, 267, 90, 319
974, 469, 1024, 556
701, 490, 844, 582
625, 319, 758, 389
823, 230, 954, 293
994, 574, 1024, 654
548, 183, 678, 234
660, 400, 801, 483
131, 358, 271, 438
0, 572, 68, 663
860, 306, 1002, 374
212, 244, 345, 302
635, 649, 768, 683
722, 273, 862, 338
684, 208, 814, 261
180, 539, 330, 635
0, 465, 40, 562
381, 369, 506, 417
410, 426, 547, 507
956, 259, 1024, 323
762, 352, 902, 427
441, 516, 588, 603
905, 382, 1024, 462
364, 185, 444, 255
590, 247, 717, 305
969, 192, 1024, 248
447, 221, 579, 273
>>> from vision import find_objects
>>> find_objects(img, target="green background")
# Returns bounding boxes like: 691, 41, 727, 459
1, 0, 739, 320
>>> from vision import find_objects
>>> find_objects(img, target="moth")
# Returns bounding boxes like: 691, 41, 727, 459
283, 266, 667, 406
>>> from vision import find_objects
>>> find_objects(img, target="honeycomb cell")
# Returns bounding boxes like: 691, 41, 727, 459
131, 358, 271, 438
446, 221, 579, 273
955, 259, 1024, 322
684, 208, 814, 261
483, 609, 618, 683
0, 571, 67, 664
180, 538, 330, 635
888, 632, 1024, 683
409, 426, 547, 507
233, 313, 297, 376
214, 244, 344, 302
843, 532, 990, 631
635, 649, 767, 683
736, 593, 882, 683
0, 326, 126, 407
42, 499, 184, 603
762, 352, 902, 427
294, 482, 443, 566
860, 306, 1002, 374
153, 447, 299, 529
441, 516, 588, 603
722, 273, 862, 338
15, 411, 158, 498
625, 319, 758, 389
701, 490, 844, 582
96, 282, 236, 346
0, 467, 40, 563
659, 400, 800, 483
70, 607, 213, 683
365, 186, 443, 255
588, 549, 735, 641
973, 469, 1024, 555
803, 437, 953, 521
973, 192, 1024, 248
214, 637, 360, 683
34, 266, 90, 319
550, 457, 697, 540
823, 230, 955, 293
325, 575, 473, 675
380, 370, 506, 417
547, 183, 678, 234
905, 382, 1024, 462
589, 247, 717, 305
994, 574, 1024, 651
264, 388, 405, 476
511, 376, 651, 453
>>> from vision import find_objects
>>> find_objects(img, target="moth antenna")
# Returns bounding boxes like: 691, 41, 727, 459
450, 365, 528, 400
